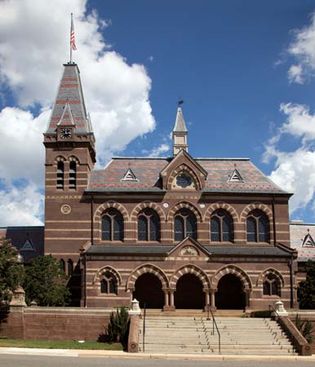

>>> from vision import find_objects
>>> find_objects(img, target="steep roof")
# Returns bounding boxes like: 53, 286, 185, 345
0, 226, 44, 263
290, 222, 315, 262
86, 157, 288, 194
46, 63, 91, 134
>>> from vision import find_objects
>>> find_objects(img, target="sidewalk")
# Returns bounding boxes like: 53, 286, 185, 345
0, 347, 314, 361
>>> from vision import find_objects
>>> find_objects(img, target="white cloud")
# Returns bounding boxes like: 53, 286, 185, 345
287, 12, 315, 83
0, 183, 43, 226
147, 143, 170, 157
264, 103, 315, 214
0, 0, 155, 225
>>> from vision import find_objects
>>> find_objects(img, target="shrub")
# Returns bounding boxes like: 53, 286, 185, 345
295, 314, 314, 344
106, 307, 129, 349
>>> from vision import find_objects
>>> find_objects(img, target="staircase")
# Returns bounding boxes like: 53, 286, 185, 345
139, 316, 296, 355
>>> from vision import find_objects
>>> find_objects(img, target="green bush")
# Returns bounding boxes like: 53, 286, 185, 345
106, 307, 129, 349
295, 314, 314, 344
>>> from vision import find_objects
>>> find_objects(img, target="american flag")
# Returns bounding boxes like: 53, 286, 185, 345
70, 13, 77, 51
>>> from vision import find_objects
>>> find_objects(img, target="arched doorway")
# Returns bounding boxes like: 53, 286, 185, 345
174, 273, 204, 309
215, 274, 246, 309
133, 273, 164, 309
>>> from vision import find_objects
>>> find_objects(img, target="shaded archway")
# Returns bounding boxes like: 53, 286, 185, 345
174, 273, 204, 309
133, 273, 164, 309
215, 274, 246, 309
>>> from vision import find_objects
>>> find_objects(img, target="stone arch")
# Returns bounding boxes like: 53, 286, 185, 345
94, 201, 129, 222
167, 163, 203, 191
240, 202, 273, 222
68, 155, 80, 164
169, 264, 210, 290
256, 268, 285, 288
54, 155, 66, 164
212, 265, 252, 290
93, 265, 122, 286
204, 202, 239, 223
130, 202, 166, 222
126, 264, 169, 291
167, 201, 202, 222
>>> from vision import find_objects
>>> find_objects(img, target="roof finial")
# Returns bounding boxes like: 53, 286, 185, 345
178, 99, 184, 107
69, 13, 77, 64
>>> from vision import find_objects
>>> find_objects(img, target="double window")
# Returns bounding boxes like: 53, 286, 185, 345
210, 209, 234, 242
100, 271, 118, 294
56, 158, 78, 190
138, 208, 160, 241
263, 273, 281, 296
102, 209, 124, 241
174, 208, 197, 241
246, 209, 270, 243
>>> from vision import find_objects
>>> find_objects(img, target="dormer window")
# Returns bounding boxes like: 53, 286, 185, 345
121, 168, 138, 182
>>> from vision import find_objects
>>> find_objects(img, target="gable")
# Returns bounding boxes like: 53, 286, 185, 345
160, 150, 207, 191
167, 237, 211, 259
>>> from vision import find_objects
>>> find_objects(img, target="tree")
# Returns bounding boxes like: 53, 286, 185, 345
298, 260, 315, 309
0, 238, 24, 303
24, 255, 70, 306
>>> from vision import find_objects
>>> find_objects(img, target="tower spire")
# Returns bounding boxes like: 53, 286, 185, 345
172, 102, 188, 156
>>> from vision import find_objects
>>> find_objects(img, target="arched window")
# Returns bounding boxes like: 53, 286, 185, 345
69, 161, 77, 189
59, 259, 65, 273
211, 209, 234, 242
263, 273, 281, 296
56, 161, 64, 190
102, 209, 124, 241
100, 271, 118, 294
246, 209, 270, 243
67, 259, 74, 276
138, 208, 160, 241
174, 208, 197, 241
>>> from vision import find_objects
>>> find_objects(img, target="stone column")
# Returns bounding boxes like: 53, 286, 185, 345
210, 289, 217, 311
163, 290, 171, 311
169, 290, 175, 310
204, 290, 210, 311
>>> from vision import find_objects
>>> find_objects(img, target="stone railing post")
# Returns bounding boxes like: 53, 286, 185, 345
128, 299, 141, 353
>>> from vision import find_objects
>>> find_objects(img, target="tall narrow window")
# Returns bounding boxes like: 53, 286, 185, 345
56, 161, 64, 190
211, 209, 234, 242
174, 208, 197, 241
246, 209, 270, 243
100, 271, 117, 294
69, 161, 77, 189
102, 209, 124, 241
263, 273, 281, 296
137, 208, 160, 241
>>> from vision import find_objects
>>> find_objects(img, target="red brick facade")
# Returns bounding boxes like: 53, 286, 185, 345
43, 62, 298, 311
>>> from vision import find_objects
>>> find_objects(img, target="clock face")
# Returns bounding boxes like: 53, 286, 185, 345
60, 128, 72, 139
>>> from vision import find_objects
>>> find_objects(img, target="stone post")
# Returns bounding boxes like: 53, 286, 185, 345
128, 299, 141, 353
210, 289, 217, 311
7, 286, 26, 338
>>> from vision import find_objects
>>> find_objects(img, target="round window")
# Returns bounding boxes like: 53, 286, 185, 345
176, 174, 192, 188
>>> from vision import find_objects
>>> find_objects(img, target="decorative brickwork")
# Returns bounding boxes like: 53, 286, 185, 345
169, 264, 210, 290
212, 265, 252, 290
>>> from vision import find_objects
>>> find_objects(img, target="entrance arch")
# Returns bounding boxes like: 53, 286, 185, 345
133, 273, 164, 309
174, 273, 204, 309
215, 274, 246, 309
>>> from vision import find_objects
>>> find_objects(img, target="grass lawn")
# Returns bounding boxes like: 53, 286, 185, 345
0, 338, 122, 350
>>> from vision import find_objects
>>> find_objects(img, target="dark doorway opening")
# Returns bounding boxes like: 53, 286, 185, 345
174, 273, 204, 309
215, 274, 246, 309
133, 273, 164, 309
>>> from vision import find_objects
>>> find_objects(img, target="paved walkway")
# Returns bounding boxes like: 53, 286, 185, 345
0, 347, 314, 361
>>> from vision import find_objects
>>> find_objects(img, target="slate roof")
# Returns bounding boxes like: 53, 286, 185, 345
290, 222, 315, 262
85, 244, 292, 257
46, 63, 92, 134
0, 226, 44, 263
86, 157, 288, 194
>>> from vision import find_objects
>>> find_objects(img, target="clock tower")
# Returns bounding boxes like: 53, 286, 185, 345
43, 62, 96, 304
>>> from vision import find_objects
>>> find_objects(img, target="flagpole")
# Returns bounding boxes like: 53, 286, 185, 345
70, 13, 73, 63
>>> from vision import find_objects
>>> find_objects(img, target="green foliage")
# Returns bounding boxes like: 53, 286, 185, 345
298, 260, 315, 309
295, 314, 314, 343
23, 255, 70, 306
106, 307, 129, 348
0, 238, 24, 303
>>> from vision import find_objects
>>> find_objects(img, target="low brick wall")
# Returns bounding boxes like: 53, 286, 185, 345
0, 306, 113, 341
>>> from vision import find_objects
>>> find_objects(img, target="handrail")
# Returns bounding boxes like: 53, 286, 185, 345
207, 304, 221, 354
142, 303, 146, 352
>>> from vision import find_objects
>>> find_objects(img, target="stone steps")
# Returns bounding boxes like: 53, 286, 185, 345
138, 316, 296, 355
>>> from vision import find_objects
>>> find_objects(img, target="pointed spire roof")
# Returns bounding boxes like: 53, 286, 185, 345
173, 107, 187, 132
46, 63, 92, 134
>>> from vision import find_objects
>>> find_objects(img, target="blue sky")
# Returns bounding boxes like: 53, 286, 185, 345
1, 0, 315, 225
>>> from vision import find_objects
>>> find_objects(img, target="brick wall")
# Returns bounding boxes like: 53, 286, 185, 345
0, 307, 112, 341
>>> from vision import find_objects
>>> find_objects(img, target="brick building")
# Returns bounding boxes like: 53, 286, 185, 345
42, 61, 298, 310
